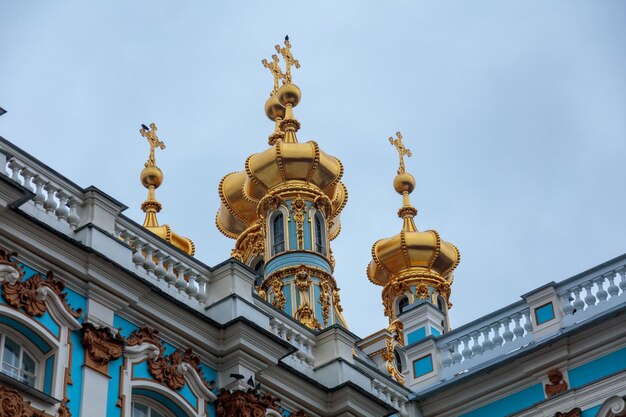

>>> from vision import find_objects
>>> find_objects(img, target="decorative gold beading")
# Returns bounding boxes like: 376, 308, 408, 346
275, 36, 300, 85
290, 195, 306, 249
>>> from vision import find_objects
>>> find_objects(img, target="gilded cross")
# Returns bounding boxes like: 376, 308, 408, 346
140, 123, 166, 167
262, 54, 285, 95
389, 131, 412, 174
275, 36, 300, 85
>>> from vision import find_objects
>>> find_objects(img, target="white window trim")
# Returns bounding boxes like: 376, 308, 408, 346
0, 328, 42, 388
132, 395, 176, 417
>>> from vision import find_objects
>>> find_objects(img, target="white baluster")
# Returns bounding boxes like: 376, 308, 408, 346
20, 168, 34, 191
153, 252, 167, 281
470, 331, 483, 355
131, 241, 146, 268
523, 310, 533, 333
32, 177, 46, 206
512, 313, 524, 338
560, 292, 574, 316
441, 344, 453, 368
450, 340, 463, 364
185, 272, 199, 298
595, 276, 608, 302
616, 267, 626, 293
195, 275, 209, 304
54, 190, 69, 220
491, 323, 504, 347
606, 272, 619, 297
572, 286, 585, 312
7, 159, 23, 182
164, 259, 177, 285
583, 282, 596, 307
501, 318, 514, 343
461, 335, 473, 359
480, 327, 493, 351
143, 245, 156, 273
67, 198, 80, 229
175, 266, 189, 292
131, 239, 146, 268
119, 230, 132, 246
43, 183, 58, 213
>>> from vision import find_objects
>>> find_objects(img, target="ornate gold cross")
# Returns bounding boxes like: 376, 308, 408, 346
389, 131, 412, 174
140, 123, 166, 167
275, 36, 300, 85
262, 54, 285, 95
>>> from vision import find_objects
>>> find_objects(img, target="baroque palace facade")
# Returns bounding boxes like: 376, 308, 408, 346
0, 39, 625, 417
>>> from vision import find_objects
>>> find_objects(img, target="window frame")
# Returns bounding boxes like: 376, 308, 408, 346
269, 210, 287, 257
0, 327, 43, 389
313, 211, 327, 255
131, 395, 177, 417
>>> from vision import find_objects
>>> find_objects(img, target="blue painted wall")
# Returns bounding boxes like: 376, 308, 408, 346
569, 346, 626, 388
458, 384, 544, 417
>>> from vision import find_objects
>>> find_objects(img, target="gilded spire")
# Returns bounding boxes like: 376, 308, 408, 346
389, 132, 413, 175
263, 36, 301, 144
262, 54, 284, 96
139, 123, 164, 228
389, 132, 417, 232
137, 123, 195, 255
275, 36, 300, 85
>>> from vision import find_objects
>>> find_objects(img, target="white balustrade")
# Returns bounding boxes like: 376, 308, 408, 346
558, 263, 626, 326
114, 223, 211, 308
269, 317, 315, 369
437, 306, 533, 379
2, 155, 83, 230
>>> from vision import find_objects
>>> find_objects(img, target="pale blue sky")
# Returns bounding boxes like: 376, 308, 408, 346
1, 2, 625, 336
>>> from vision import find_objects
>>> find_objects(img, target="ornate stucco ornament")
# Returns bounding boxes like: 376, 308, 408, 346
554, 408, 581, 417
0, 386, 55, 417
215, 387, 282, 417
544, 368, 569, 397
125, 325, 215, 392
1, 267, 82, 320
367, 132, 460, 324
137, 123, 195, 255
81, 323, 125, 374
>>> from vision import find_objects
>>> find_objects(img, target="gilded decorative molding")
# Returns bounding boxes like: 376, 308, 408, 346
81, 323, 125, 375
262, 264, 337, 293
319, 281, 331, 327
0, 386, 54, 417
382, 338, 405, 385
545, 369, 568, 398
295, 304, 321, 331
290, 196, 306, 249
2, 270, 82, 319
270, 279, 286, 310
554, 408, 581, 417
215, 388, 281, 417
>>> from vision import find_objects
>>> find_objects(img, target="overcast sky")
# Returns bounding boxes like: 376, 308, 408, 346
1, 2, 625, 337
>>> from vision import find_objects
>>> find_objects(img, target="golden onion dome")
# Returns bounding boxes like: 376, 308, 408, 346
245, 140, 343, 194
367, 134, 460, 287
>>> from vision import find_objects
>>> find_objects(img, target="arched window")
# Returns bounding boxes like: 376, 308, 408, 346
437, 296, 446, 312
314, 212, 326, 255
271, 213, 285, 256
393, 348, 404, 373
131, 398, 173, 417
0, 331, 38, 387
398, 296, 409, 314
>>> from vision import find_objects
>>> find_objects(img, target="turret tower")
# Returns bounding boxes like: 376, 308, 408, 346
365, 132, 460, 377
215, 38, 348, 330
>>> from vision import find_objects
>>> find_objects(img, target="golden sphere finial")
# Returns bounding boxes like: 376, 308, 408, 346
140, 165, 163, 189
265, 94, 286, 121
393, 172, 416, 195
277, 83, 301, 107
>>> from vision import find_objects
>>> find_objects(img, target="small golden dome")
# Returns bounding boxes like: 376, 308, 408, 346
277, 83, 301, 107
393, 172, 416, 194
140, 165, 163, 188
265, 94, 286, 121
